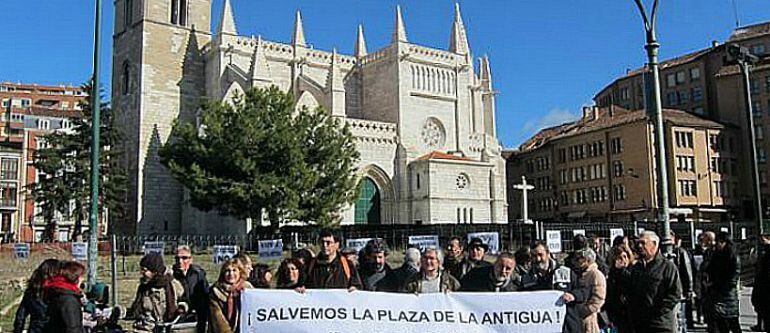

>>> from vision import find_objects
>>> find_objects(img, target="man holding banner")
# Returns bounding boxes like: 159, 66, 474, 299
404, 247, 460, 294
359, 239, 392, 291
303, 229, 362, 290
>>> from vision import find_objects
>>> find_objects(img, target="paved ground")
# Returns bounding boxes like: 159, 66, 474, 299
687, 286, 762, 333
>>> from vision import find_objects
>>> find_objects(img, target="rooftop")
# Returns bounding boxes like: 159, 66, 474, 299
416, 151, 472, 162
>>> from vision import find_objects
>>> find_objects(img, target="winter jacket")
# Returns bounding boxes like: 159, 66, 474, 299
605, 267, 633, 333
13, 291, 47, 333
304, 254, 363, 289
672, 245, 694, 296
526, 259, 581, 292
173, 264, 209, 333
377, 263, 418, 292
208, 281, 254, 333
568, 263, 606, 333
403, 270, 461, 293
359, 263, 392, 291
704, 246, 740, 319
443, 255, 464, 280
42, 286, 83, 333
129, 274, 187, 333
459, 265, 521, 292
752, 244, 770, 315
619, 254, 682, 333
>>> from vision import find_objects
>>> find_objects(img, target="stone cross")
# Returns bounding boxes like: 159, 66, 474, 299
512, 175, 535, 223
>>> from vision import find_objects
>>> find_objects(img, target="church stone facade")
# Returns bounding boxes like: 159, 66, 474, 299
111, 0, 507, 235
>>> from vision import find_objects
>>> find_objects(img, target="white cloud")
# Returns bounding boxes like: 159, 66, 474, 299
520, 107, 580, 134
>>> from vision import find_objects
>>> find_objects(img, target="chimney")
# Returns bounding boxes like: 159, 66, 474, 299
592, 106, 600, 121
582, 106, 592, 120
711, 40, 719, 48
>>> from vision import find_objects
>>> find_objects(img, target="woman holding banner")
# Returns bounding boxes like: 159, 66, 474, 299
209, 259, 253, 333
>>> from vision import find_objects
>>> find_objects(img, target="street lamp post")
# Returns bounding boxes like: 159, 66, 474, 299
724, 44, 764, 235
633, 0, 673, 255
88, 0, 103, 287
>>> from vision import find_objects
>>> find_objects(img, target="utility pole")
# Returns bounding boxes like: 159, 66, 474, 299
724, 44, 764, 235
633, 0, 672, 255
88, 0, 103, 287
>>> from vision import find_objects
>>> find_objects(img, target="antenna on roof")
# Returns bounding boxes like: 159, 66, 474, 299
731, 0, 740, 28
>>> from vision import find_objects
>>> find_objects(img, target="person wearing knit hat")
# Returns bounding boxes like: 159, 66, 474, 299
128, 254, 187, 333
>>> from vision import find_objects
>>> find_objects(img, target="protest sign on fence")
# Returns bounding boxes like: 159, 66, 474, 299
572, 229, 586, 237
720, 227, 729, 233
213, 245, 239, 264
72, 242, 88, 261
741, 228, 747, 240
545, 231, 561, 253
13, 243, 29, 260
258, 239, 283, 261
408, 235, 439, 251
609, 228, 624, 242
466, 232, 499, 254
345, 238, 374, 253
143, 241, 165, 255
240, 289, 565, 333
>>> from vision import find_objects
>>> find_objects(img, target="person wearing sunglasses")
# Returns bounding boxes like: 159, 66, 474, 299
172, 245, 209, 333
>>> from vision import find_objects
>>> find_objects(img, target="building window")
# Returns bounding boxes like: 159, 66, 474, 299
678, 180, 697, 197
760, 149, 767, 163
456, 174, 469, 191
61, 120, 72, 129
757, 125, 764, 140
679, 90, 690, 104
122, 62, 131, 95
667, 92, 678, 106
36, 119, 50, 130
614, 184, 626, 201
752, 79, 760, 95
170, 0, 188, 26
20, 99, 31, 108
675, 131, 694, 148
692, 86, 703, 102
0, 183, 17, 207
676, 155, 695, 172
613, 160, 623, 177
676, 71, 686, 84
667, 74, 676, 88
752, 44, 766, 56
690, 68, 701, 80
610, 137, 622, 154
0, 158, 18, 181
754, 101, 763, 117
415, 173, 420, 190
124, 0, 134, 29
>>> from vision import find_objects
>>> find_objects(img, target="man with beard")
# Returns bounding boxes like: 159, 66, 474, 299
460, 252, 521, 292
443, 237, 465, 280
527, 241, 579, 292
171, 245, 208, 333
359, 239, 391, 291
379, 247, 420, 292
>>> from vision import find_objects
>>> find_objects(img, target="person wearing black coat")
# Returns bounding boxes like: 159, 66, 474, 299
378, 247, 420, 292
670, 232, 695, 329
172, 246, 209, 333
42, 261, 86, 333
14, 259, 60, 333
617, 231, 682, 333
704, 232, 742, 333
752, 235, 770, 331
460, 252, 521, 292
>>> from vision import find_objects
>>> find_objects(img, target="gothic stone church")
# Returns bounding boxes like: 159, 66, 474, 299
111, 0, 507, 235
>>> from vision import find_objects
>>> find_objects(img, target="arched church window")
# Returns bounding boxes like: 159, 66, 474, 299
121, 61, 131, 95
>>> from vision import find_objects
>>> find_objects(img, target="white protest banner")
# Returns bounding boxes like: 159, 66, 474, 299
546, 230, 562, 253
258, 239, 283, 261
467, 232, 499, 254
572, 229, 586, 237
213, 245, 239, 264
13, 243, 29, 260
720, 227, 729, 233
72, 242, 88, 261
240, 289, 565, 333
408, 235, 439, 251
609, 228, 624, 242
143, 241, 165, 255
345, 238, 373, 253
741, 228, 747, 240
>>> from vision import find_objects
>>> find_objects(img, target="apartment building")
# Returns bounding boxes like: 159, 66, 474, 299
506, 106, 738, 223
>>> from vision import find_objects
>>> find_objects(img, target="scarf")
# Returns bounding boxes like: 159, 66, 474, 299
43, 276, 81, 294
220, 280, 246, 323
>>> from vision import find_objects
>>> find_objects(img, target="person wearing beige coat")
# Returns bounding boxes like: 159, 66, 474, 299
567, 249, 607, 333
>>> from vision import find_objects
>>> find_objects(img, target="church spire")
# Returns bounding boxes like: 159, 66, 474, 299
479, 55, 492, 91
449, 3, 469, 55
355, 25, 367, 58
218, 0, 237, 36
392, 5, 408, 43
250, 36, 273, 87
292, 10, 307, 47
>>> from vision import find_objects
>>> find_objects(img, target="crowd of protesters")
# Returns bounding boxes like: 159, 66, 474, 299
10, 228, 770, 333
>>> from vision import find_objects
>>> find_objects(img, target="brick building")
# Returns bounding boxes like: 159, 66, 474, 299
507, 106, 739, 223
0, 82, 86, 242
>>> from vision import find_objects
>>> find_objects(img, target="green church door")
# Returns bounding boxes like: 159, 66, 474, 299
354, 178, 381, 225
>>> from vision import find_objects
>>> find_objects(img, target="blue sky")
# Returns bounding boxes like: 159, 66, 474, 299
2, 1, 770, 148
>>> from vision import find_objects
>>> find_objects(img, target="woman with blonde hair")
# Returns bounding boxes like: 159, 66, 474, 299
208, 259, 253, 333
